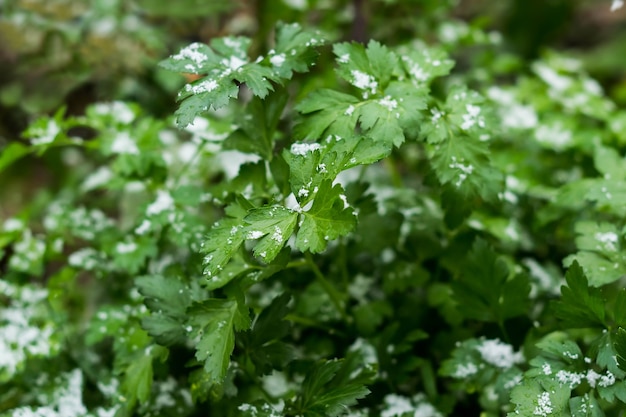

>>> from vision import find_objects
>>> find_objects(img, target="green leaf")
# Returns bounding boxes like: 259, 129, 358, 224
594, 145, 626, 181
159, 37, 270, 126
271, 22, 325, 80
295, 83, 424, 149
535, 337, 584, 365
224, 89, 289, 160
570, 394, 605, 417
563, 221, 626, 286
428, 128, 503, 202
614, 328, 626, 373
509, 377, 570, 417
295, 41, 427, 148
0, 142, 31, 174
398, 44, 455, 85
451, 238, 530, 323
244, 206, 299, 262
283, 136, 390, 206
296, 180, 356, 253
240, 293, 295, 374
585, 179, 626, 217
111, 237, 158, 275
250, 292, 291, 346
136, 275, 192, 345
593, 332, 625, 377
237, 64, 277, 98
334, 40, 400, 93
201, 219, 246, 282
551, 261, 606, 329
161, 24, 324, 127
121, 352, 154, 409
293, 358, 374, 417
614, 290, 626, 327
187, 299, 250, 384
295, 89, 360, 139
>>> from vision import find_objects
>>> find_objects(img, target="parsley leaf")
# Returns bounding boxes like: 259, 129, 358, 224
239, 293, 295, 375
284, 135, 390, 204
187, 298, 250, 384
296, 179, 356, 253
564, 221, 626, 286
551, 261, 607, 329
136, 275, 193, 346
290, 358, 374, 417
295, 40, 428, 148
614, 328, 626, 373
161, 23, 324, 127
244, 206, 298, 262
201, 219, 246, 282
451, 238, 530, 323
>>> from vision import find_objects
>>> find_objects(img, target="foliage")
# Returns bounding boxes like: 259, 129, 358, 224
2, 1, 626, 416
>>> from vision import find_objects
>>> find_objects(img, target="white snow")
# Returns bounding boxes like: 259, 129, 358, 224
92, 101, 135, 124
595, 231, 619, 252
533, 392, 553, 416
173, 43, 208, 65
247, 230, 265, 239
270, 53, 286, 67
290, 142, 321, 156
31, 120, 60, 146
115, 241, 137, 254
460, 104, 484, 130
533, 62, 572, 92
454, 363, 478, 378
535, 123, 572, 150
82, 166, 113, 191
147, 190, 175, 215
184, 79, 218, 94
378, 96, 398, 111
476, 339, 524, 369
351, 70, 378, 96
611, 0, 624, 11
3, 218, 23, 232
111, 131, 139, 154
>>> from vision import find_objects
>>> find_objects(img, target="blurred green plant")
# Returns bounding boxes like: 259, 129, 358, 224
2, 1, 626, 416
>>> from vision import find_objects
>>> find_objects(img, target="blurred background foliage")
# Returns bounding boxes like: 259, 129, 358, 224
0, 0, 625, 218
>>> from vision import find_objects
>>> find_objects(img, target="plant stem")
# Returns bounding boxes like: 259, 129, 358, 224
304, 251, 349, 322
384, 154, 403, 188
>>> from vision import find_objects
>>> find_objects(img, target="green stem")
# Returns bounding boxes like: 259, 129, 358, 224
384, 154, 403, 188
304, 252, 349, 322
498, 318, 511, 344
284, 314, 347, 337
286, 259, 307, 269
172, 140, 208, 187
339, 238, 350, 288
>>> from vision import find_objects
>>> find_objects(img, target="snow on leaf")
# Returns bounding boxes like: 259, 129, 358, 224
296, 180, 356, 253
201, 219, 246, 280
243, 206, 299, 262
187, 299, 249, 384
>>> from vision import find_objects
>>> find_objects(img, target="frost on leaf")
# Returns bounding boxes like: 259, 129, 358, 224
296, 180, 356, 253
398, 44, 454, 85
161, 23, 325, 127
187, 299, 249, 384
564, 223, 626, 287
0, 282, 58, 381
243, 206, 299, 262
201, 220, 246, 280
